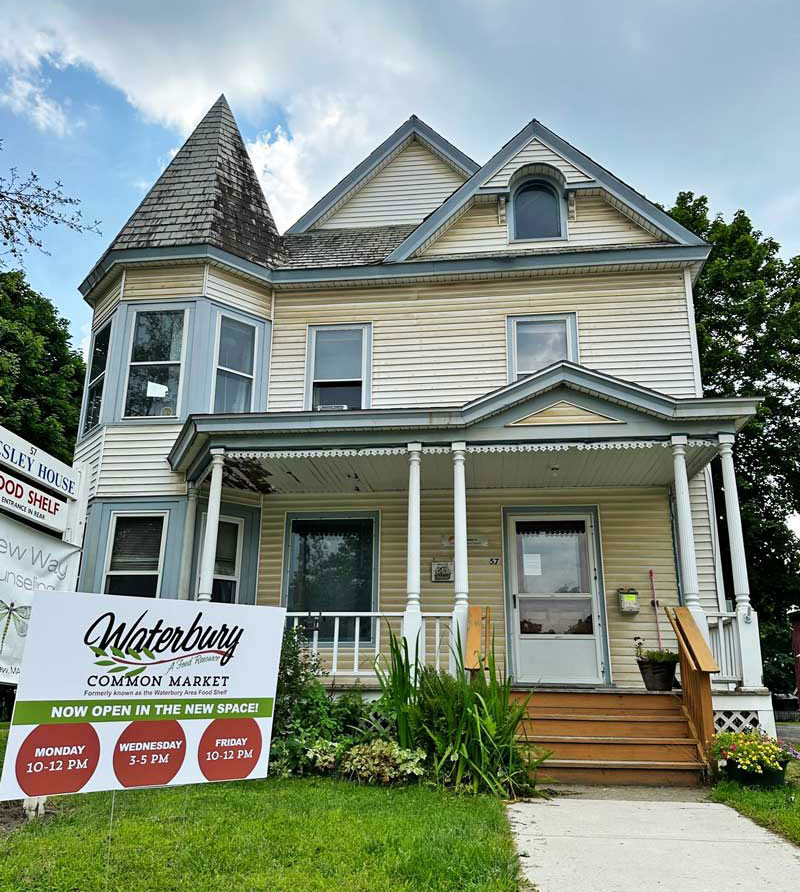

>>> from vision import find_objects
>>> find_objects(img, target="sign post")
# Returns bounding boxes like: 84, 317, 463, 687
0, 590, 284, 799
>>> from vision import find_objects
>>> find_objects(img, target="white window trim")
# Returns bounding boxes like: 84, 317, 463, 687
304, 322, 372, 410
122, 308, 188, 420
102, 510, 169, 598
210, 313, 258, 413
196, 513, 244, 604
507, 313, 579, 383
81, 320, 112, 435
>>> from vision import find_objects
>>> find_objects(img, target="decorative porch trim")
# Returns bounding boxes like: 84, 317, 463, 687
227, 446, 408, 460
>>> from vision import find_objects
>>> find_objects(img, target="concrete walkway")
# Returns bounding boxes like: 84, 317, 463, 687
509, 788, 800, 891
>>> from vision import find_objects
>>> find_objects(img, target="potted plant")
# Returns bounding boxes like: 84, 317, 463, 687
710, 730, 800, 788
634, 637, 679, 691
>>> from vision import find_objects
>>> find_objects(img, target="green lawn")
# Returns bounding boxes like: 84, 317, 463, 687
0, 724, 521, 892
710, 761, 800, 846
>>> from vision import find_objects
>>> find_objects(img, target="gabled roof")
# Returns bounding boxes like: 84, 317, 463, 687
285, 115, 480, 234
385, 120, 707, 262
83, 95, 284, 289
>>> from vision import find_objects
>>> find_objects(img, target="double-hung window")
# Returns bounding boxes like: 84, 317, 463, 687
285, 514, 377, 640
197, 515, 243, 603
124, 310, 185, 417
307, 324, 370, 410
104, 514, 167, 597
83, 322, 111, 434
214, 316, 256, 413
508, 314, 577, 381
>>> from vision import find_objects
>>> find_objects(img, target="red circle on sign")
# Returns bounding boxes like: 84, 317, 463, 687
198, 718, 262, 781
15, 723, 100, 796
112, 721, 186, 788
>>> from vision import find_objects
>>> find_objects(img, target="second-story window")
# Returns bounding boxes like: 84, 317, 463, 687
513, 181, 562, 240
509, 314, 577, 381
124, 310, 185, 418
83, 322, 111, 434
214, 316, 256, 413
308, 324, 370, 410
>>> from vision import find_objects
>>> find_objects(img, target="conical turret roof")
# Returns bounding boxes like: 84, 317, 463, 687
108, 95, 284, 267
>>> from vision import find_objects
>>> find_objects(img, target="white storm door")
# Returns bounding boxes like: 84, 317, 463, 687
508, 513, 605, 684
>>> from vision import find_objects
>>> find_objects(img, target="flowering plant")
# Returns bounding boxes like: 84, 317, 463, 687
709, 730, 800, 774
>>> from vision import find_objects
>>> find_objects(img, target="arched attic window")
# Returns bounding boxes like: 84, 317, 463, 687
512, 180, 563, 240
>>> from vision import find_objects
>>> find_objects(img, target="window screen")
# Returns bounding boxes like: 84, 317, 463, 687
514, 183, 561, 240
105, 515, 164, 597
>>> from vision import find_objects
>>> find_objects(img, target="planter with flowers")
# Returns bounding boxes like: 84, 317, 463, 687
634, 637, 680, 691
709, 730, 800, 788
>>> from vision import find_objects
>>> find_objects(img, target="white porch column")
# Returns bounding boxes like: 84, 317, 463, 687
403, 443, 423, 660
671, 436, 708, 638
718, 434, 765, 690
197, 450, 225, 602
452, 442, 469, 661
177, 482, 199, 599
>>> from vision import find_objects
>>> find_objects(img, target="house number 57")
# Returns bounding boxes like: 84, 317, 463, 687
489, 557, 500, 565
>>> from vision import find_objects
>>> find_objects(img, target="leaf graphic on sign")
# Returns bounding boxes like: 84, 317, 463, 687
125, 666, 146, 679
94, 660, 115, 667
111, 647, 125, 659
142, 647, 155, 660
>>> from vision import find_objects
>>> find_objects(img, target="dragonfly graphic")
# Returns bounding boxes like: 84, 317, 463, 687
0, 601, 32, 654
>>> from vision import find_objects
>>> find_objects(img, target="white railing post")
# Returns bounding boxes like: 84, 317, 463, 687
177, 481, 198, 599
197, 449, 225, 602
718, 434, 765, 690
671, 436, 709, 640
451, 442, 469, 670
403, 443, 423, 664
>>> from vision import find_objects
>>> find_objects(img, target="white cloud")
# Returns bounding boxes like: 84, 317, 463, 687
0, 73, 72, 136
789, 514, 800, 538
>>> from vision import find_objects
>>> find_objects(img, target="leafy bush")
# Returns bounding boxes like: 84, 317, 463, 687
710, 729, 800, 773
634, 637, 680, 663
341, 739, 427, 785
375, 627, 546, 798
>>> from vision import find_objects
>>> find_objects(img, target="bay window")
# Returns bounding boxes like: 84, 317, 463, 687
83, 322, 111, 433
214, 316, 256, 413
104, 513, 167, 597
124, 310, 185, 417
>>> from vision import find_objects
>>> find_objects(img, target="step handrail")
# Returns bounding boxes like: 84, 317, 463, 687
665, 607, 719, 754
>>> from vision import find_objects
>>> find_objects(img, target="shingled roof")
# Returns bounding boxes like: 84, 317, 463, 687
280, 225, 417, 268
104, 94, 284, 268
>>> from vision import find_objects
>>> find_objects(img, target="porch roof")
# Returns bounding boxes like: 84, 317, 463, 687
168, 362, 759, 490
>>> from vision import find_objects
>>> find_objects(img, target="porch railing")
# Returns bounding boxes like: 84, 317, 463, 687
706, 611, 743, 686
665, 606, 720, 752
285, 611, 455, 677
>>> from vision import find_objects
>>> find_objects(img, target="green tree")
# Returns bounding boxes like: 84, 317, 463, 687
668, 193, 800, 692
0, 269, 85, 463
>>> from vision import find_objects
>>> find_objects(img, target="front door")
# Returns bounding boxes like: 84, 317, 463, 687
507, 512, 607, 684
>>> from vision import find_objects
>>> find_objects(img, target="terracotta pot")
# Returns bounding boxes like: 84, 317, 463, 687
724, 761, 787, 788
637, 659, 677, 692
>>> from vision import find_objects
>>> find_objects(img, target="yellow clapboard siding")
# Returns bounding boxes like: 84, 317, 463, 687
321, 142, 466, 229
122, 264, 205, 300
268, 271, 696, 412
485, 137, 593, 187
420, 195, 657, 257
255, 486, 680, 686
93, 274, 123, 327
511, 401, 621, 426
205, 266, 272, 318
73, 426, 105, 500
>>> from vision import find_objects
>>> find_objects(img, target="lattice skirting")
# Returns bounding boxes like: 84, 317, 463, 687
714, 710, 761, 733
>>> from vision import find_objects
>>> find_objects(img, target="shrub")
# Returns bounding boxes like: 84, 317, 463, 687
376, 627, 546, 798
341, 739, 427, 785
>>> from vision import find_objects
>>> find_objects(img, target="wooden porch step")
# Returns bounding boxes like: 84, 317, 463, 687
513, 690, 682, 712
526, 704, 685, 717
525, 736, 700, 762
538, 759, 705, 787
520, 714, 691, 738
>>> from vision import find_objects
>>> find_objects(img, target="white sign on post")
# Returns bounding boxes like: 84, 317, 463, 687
0, 427, 79, 501
0, 591, 285, 799
0, 467, 67, 533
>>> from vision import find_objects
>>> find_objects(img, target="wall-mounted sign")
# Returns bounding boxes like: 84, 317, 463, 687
431, 561, 455, 583
439, 535, 489, 548
0, 426, 78, 500
0, 590, 285, 799
0, 467, 67, 533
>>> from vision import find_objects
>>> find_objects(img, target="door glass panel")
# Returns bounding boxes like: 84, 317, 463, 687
515, 519, 590, 594
519, 597, 594, 635
214, 521, 239, 577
